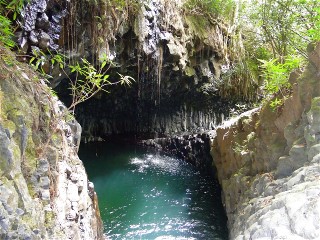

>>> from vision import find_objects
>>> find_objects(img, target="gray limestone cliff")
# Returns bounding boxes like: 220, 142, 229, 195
211, 43, 320, 239
0, 46, 103, 239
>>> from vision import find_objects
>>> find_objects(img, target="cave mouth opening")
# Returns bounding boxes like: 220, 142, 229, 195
54, 71, 230, 238
79, 140, 229, 239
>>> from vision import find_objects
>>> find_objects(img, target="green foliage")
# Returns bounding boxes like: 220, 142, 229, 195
108, 0, 128, 9
185, 15, 210, 39
307, 7, 320, 41
29, 49, 47, 73
259, 56, 302, 95
183, 0, 235, 19
269, 97, 284, 111
67, 54, 134, 112
258, 55, 302, 110
27, 46, 135, 113
248, 0, 319, 59
0, 0, 26, 48
29, 49, 66, 80
107, 0, 140, 13
0, 14, 15, 48
235, 0, 319, 106
0, 0, 25, 20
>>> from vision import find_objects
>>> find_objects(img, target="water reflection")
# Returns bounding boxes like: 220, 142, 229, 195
80, 142, 228, 240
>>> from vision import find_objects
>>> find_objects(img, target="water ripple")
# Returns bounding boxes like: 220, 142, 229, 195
82, 144, 228, 239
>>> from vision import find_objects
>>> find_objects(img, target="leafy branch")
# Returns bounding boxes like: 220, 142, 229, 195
0, 0, 26, 49
0, 14, 15, 48
67, 56, 134, 113
33, 52, 134, 156
258, 55, 302, 110
29, 49, 135, 114
0, 0, 24, 19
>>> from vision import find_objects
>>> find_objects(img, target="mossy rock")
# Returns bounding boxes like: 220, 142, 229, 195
185, 66, 196, 77
185, 15, 209, 40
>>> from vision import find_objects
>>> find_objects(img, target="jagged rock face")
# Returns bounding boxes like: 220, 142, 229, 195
0, 47, 103, 239
141, 131, 216, 174
18, 0, 241, 140
211, 43, 320, 239
19, 0, 67, 53
71, 0, 240, 140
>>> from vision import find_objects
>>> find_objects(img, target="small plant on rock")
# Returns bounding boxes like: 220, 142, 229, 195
259, 55, 302, 111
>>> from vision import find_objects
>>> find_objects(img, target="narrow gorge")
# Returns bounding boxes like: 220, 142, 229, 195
0, 0, 319, 239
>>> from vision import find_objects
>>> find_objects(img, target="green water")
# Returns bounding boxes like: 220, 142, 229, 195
80, 142, 228, 240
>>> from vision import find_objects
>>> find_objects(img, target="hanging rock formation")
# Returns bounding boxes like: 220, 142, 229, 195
18, 0, 255, 140
142, 132, 215, 173
0, 46, 103, 239
70, 0, 240, 140
211, 43, 320, 239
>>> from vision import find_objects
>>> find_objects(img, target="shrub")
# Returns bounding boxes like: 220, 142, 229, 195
0, 14, 15, 48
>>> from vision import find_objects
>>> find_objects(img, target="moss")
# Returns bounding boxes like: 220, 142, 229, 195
51, 132, 62, 146
247, 132, 256, 143
44, 210, 55, 227
242, 117, 252, 127
185, 66, 196, 77
310, 97, 320, 112
0, 89, 3, 121
185, 15, 209, 40
25, 137, 38, 171
21, 213, 39, 230
26, 182, 37, 199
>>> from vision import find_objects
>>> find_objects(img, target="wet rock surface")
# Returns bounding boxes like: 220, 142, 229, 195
17, 0, 252, 139
46, 0, 244, 139
20, 0, 66, 53
211, 43, 320, 239
0, 48, 103, 239
141, 131, 216, 174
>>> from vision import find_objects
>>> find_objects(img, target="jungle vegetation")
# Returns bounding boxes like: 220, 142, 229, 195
0, 0, 319, 110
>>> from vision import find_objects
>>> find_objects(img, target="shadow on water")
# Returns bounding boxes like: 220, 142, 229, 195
79, 141, 229, 239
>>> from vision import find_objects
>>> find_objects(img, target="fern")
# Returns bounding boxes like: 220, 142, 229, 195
0, 0, 26, 48
0, 14, 15, 48
1, 0, 25, 20
259, 56, 302, 96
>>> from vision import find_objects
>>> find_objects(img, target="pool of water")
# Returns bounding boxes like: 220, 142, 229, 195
80, 142, 228, 240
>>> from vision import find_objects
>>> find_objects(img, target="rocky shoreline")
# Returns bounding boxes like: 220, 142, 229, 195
211, 43, 320, 239
0, 47, 103, 239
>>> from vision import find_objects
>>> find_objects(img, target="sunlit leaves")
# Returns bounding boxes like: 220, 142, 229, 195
67, 55, 135, 113
0, 0, 28, 48
183, 0, 235, 19
250, 0, 319, 59
117, 73, 135, 86
307, 7, 320, 41
259, 56, 302, 95
0, 0, 25, 20
0, 15, 15, 48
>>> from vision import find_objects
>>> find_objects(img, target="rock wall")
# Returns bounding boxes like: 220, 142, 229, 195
141, 131, 216, 173
0, 46, 103, 239
211, 43, 320, 239
69, 0, 239, 139
18, 0, 254, 140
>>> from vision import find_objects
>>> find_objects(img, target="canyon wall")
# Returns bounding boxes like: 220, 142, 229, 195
70, 0, 238, 139
0, 46, 103, 239
142, 132, 215, 173
211, 43, 320, 239
18, 0, 255, 140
